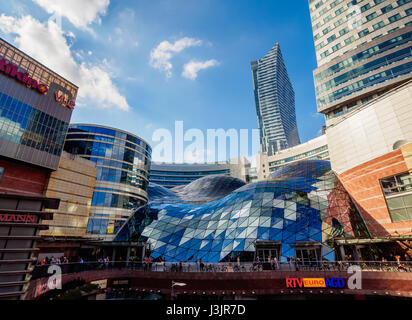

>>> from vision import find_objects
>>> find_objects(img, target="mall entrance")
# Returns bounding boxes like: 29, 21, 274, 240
294, 242, 322, 265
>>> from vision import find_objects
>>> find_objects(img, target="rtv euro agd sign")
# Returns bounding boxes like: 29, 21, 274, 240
286, 266, 362, 290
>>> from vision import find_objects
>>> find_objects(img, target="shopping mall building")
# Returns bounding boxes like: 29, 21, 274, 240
0, 38, 78, 299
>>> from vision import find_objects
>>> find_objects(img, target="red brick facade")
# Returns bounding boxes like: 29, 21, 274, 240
338, 149, 412, 237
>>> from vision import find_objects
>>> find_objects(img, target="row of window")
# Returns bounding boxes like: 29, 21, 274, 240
95, 166, 149, 190
64, 140, 150, 167
268, 145, 329, 167
0, 91, 68, 155
66, 132, 151, 159
87, 156, 148, 178
91, 191, 145, 210
317, 60, 412, 107
150, 169, 230, 176
68, 125, 151, 154
316, 46, 411, 95
315, 31, 412, 83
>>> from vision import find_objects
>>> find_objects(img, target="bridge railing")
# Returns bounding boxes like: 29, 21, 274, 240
30, 260, 412, 280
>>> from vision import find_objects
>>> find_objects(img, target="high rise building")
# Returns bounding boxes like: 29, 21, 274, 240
251, 44, 300, 156
309, 0, 412, 125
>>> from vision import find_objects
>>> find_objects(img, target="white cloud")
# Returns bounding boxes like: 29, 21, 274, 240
32, 0, 110, 31
182, 59, 219, 80
150, 37, 202, 78
0, 14, 129, 111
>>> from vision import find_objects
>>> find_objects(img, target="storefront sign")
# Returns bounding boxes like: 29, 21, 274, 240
0, 213, 36, 223
0, 59, 49, 94
286, 277, 345, 288
55, 91, 75, 110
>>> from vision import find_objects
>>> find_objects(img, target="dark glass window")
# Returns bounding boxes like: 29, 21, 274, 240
380, 172, 412, 196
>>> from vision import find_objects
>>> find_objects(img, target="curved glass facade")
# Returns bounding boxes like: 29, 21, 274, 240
64, 124, 151, 239
115, 160, 369, 262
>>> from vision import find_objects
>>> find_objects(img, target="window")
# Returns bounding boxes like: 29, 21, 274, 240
324, 14, 333, 23
327, 34, 337, 43
397, 0, 411, 5
388, 13, 401, 23
334, 18, 344, 27
320, 50, 329, 58
406, 8, 412, 16
361, 4, 371, 12
344, 36, 355, 45
386, 195, 412, 222
335, 7, 344, 16
358, 28, 370, 37
374, 0, 385, 3
347, 0, 357, 7
339, 27, 349, 36
366, 12, 378, 21
380, 172, 412, 196
330, 0, 339, 8
381, 4, 393, 14
332, 43, 342, 51
0, 167, 3, 182
323, 26, 332, 35
373, 21, 385, 30
313, 22, 321, 31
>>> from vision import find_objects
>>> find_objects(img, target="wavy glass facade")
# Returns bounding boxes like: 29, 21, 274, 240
149, 162, 231, 189
115, 160, 369, 262
251, 44, 300, 156
64, 124, 151, 240
309, 0, 412, 123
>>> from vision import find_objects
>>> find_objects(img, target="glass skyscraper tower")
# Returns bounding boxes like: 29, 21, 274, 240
251, 43, 300, 156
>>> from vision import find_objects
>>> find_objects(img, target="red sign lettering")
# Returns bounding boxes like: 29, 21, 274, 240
0, 214, 36, 223
55, 91, 75, 110
0, 58, 49, 94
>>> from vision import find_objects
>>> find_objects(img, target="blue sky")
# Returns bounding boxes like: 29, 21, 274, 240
0, 0, 324, 162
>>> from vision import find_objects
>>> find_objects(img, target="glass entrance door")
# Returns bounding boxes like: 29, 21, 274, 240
295, 247, 321, 265
257, 248, 279, 262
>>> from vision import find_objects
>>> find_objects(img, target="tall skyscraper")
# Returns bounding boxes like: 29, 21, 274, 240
251, 44, 300, 156
309, 0, 412, 125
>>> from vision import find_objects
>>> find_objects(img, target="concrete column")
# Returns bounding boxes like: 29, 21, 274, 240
353, 245, 360, 261
112, 248, 116, 266
126, 247, 131, 266
339, 246, 346, 261
142, 243, 146, 262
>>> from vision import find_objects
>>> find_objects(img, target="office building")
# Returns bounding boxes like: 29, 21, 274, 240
309, 0, 412, 124
251, 44, 300, 155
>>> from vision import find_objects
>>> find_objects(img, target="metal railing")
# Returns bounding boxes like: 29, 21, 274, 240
30, 260, 412, 280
